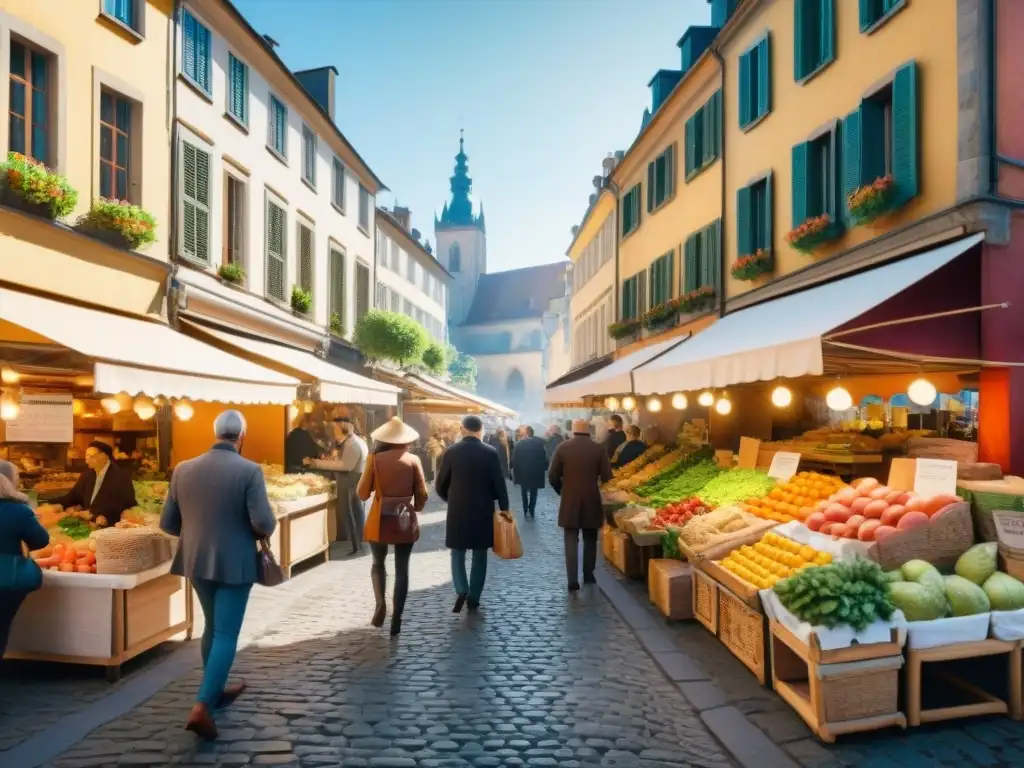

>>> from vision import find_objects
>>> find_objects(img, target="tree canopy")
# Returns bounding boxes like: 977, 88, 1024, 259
353, 310, 429, 367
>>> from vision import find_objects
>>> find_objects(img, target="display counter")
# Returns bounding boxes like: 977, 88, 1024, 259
268, 491, 334, 577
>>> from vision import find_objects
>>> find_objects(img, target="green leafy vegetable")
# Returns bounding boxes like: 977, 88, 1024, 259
57, 517, 92, 541
697, 468, 778, 508
773, 557, 895, 631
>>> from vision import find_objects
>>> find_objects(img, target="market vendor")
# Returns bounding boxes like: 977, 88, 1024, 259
612, 425, 647, 469
306, 418, 367, 552
52, 441, 137, 527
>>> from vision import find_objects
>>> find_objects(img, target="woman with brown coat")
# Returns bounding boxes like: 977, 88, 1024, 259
357, 418, 429, 636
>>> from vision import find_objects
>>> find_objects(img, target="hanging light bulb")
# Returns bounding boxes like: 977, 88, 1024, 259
671, 392, 688, 410
771, 385, 793, 408
72, 398, 86, 416
907, 377, 937, 407
288, 404, 300, 423
0, 391, 20, 420
826, 386, 853, 412
100, 396, 121, 414
0, 367, 19, 385
173, 399, 194, 421
714, 397, 732, 416
153, 396, 166, 407
303, 400, 315, 414
604, 396, 619, 411
114, 392, 134, 412
646, 396, 662, 413
621, 395, 636, 411
133, 396, 156, 420
698, 391, 715, 407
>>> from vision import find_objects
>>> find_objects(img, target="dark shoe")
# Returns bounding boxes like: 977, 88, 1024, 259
583, 574, 597, 585
185, 703, 218, 741
371, 567, 387, 628
568, 582, 581, 592
216, 682, 246, 709
453, 594, 467, 613
467, 598, 480, 611
390, 615, 402, 636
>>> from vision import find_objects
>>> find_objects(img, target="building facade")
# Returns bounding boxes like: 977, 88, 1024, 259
567, 179, 616, 370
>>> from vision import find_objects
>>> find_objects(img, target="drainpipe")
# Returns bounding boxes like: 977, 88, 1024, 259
167, 0, 181, 329
988, 0, 998, 197
711, 44, 726, 318
606, 181, 621, 321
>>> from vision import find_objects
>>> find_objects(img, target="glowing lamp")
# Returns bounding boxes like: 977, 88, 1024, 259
714, 397, 732, 416
114, 392, 134, 411
698, 391, 715, 407
771, 386, 793, 408
0, 367, 19, 385
133, 396, 156, 420
671, 393, 687, 410
621, 395, 636, 411
907, 378, 937, 407
646, 396, 662, 413
826, 386, 853, 412
604, 396, 619, 411
0, 392, 20, 420
173, 399, 194, 421
288, 404, 300, 423
100, 397, 121, 414
72, 399, 86, 416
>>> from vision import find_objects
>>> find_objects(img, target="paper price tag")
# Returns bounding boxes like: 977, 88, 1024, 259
767, 451, 801, 482
913, 458, 958, 497
991, 511, 1024, 555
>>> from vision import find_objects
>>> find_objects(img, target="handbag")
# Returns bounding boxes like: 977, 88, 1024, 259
493, 511, 524, 560
0, 553, 43, 591
256, 538, 285, 587
373, 455, 420, 545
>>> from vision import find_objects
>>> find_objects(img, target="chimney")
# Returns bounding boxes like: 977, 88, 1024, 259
262, 34, 280, 50
708, 0, 740, 28
602, 155, 616, 177
571, 225, 580, 237
411, 227, 421, 241
391, 205, 411, 231
588, 193, 597, 206
592, 174, 603, 192
293, 66, 338, 122
648, 69, 683, 114
678, 26, 719, 73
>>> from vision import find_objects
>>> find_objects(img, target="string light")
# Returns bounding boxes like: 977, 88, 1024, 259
714, 397, 732, 416
0, 391, 20, 420
100, 397, 121, 414
133, 396, 156, 420
0, 367, 19, 385
826, 386, 853, 412
671, 393, 687, 410
621, 395, 636, 411
605, 396, 619, 411
173, 399, 194, 421
698, 391, 715, 407
907, 378, 937, 407
646, 396, 662, 413
72, 399, 86, 416
771, 386, 793, 408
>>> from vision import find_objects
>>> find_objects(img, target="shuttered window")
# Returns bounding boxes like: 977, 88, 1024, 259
179, 139, 211, 263
224, 174, 245, 267
791, 125, 839, 227
301, 126, 316, 187
860, 0, 905, 33
355, 261, 371, 322
621, 274, 638, 321
332, 158, 345, 211
376, 282, 387, 308
646, 145, 675, 213
329, 247, 346, 330
358, 185, 370, 232
649, 251, 674, 306
390, 240, 400, 271
390, 289, 400, 312
683, 220, 722, 295
738, 35, 771, 130
297, 221, 314, 298
794, 0, 835, 82
265, 195, 287, 301
621, 183, 642, 238
8, 42, 51, 165
268, 95, 287, 157
736, 174, 773, 257
227, 53, 248, 125
685, 91, 722, 180
103, 0, 136, 30
182, 11, 211, 95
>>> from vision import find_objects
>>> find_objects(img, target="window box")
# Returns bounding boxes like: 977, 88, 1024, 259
1, 153, 77, 220
218, 262, 245, 285
291, 285, 313, 316
731, 249, 774, 282
848, 175, 896, 224
74, 198, 156, 251
786, 213, 843, 252
329, 311, 344, 337
608, 320, 641, 341
643, 300, 679, 332
678, 286, 717, 314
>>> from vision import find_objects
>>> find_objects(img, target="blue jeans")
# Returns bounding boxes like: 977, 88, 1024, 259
451, 549, 488, 601
192, 579, 252, 706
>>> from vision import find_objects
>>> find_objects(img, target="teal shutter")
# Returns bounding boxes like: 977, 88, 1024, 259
739, 51, 752, 127
892, 61, 919, 203
842, 109, 862, 221
621, 279, 631, 320
758, 37, 772, 119
699, 227, 711, 291
647, 163, 655, 212
791, 142, 810, 228
684, 114, 695, 177
684, 236, 699, 292
666, 251, 675, 299
182, 13, 196, 82
860, 100, 887, 183
702, 101, 714, 166
794, 0, 806, 81
821, 0, 835, 66
859, 0, 873, 30
764, 172, 774, 252
713, 91, 723, 157
737, 186, 752, 256
666, 145, 675, 198
634, 185, 642, 229
831, 120, 843, 218
711, 219, 722, 292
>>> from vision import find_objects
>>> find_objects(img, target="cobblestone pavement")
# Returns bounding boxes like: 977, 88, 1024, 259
36, 487, 736, 768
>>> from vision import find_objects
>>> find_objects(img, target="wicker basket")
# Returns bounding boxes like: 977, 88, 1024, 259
648, 559, 693, 620
819, 657, 901, 722
601, 525, 616, 561
693, 568, 718, 633
718, 586, 767, 684
93, 527, 174, 575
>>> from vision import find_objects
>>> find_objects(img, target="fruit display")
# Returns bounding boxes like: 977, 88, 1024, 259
677, 506, 761, 550
678, 420, 707, 450
648, 498, 711, 530
743, 472, 847, 524
720, 531, 832, 589
30, 540, 98, 574
261, 466, 334, 501
610, 444, 667, 480
697, 468, 778, 508
772, 557, 896, 631
134, 480, 169, 516
611, 447, 691, 492
644, 459, 721, 507
31, 472, 80, 491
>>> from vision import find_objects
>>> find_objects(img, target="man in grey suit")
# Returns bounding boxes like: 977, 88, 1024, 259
160, 410, 276, 741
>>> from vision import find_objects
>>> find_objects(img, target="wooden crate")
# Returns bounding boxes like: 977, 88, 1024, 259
692, 567, 718, 633
701, 559, 761, 610
718, 585, 768, 685
648, 559, 693, 621
771, 621, 906, 743
905, 639, 1023, 727
606, 528, 642, 579
601, 525, 616, 562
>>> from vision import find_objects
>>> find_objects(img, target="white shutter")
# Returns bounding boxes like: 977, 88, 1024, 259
329, 247, 346, 322
298, 222, 313, 295
265, 196, 286, 301
355, 261, 370, 321
390, 289, 400, 312
180, 140, 211, 263
375, 282, 386, 308
225, 175, 244, 266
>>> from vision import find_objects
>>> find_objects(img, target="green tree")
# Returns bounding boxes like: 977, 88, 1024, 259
421, 342, 447, 376
353, 310, 429, 367
448, 351, 477, 391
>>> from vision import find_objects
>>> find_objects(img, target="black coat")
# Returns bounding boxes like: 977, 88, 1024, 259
436, 436, 509, 550
603, 429, 626, 459
545, 433, 564, 460
486, 434, 512, 479
54, 463, 137, 527
613, 439, 648, 469
284, 427, 320, 474
512, 436, 548, 489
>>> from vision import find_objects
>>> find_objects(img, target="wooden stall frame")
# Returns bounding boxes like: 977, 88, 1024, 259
273, 492, 333, 578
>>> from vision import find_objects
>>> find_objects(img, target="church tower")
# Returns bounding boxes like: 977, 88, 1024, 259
435, 131, 487, 329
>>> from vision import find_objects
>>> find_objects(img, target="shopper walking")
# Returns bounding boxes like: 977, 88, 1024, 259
0, 460, 48, 658
545, 424, 564, 461
357, 417, 428, 637
487, 428, 512, 481
436, 415, 509, 612
309, 417, 368, 552
511, 425, 547, 520
548, 419, 612, 591
160, 410, 276, 741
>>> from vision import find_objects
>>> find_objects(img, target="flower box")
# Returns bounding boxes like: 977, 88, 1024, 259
848, 175, 897, 225
731, 249, 773, 282
218, 262, 246, 285
787, 214, 843, 253
608, 320, 641, 341
678, 286, 716, 314
74, 199, 156, 250
1, 152, 77, 220
643, 301, 679, 331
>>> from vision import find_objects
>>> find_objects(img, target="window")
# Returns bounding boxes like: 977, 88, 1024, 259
181, 10, 211, 95
791, 126, 839, 228
355, 261, 370, 321
646, 145, 675, 213
376, 282, 387, 308
358, 185, 370, 232
795, 0, 835, 81
390, 240, 400, 271
620, 271, 646, 322
736, 174, 773, 257
390, 290, 400, 312
860, 0, 905, 32
265, 195, 287, 301
179, 139, 211, 263
843, 62, 918, 214
227, 53, 248, 125
329, 246, 346, 330
685, 91, 722, 180
403, 298, 413, 317
621, 183, 641, 238
267, 95, 287, 158
8, 41, 50, 164
649, 251, 674, 307
738, 35, 771, 130
407, 256, 417, 284
102, 0, 137, 31
332, 158, 345, 211
683, 220, 722, 294
99, 91, 131, 200
297, 221, 314, 304
301, 126, 316, 187
224, 173, 245, 267
449, 242, 461, 272
422, 268, 430, 294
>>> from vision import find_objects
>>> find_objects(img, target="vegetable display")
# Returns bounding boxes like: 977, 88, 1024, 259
645, 460, 721, 507
610, 444, 667, 480
721, 532, 831, 589
697, 468, 778, 508
649, 498, 711, 530
56, 516, 92, 541
677, 506, 759, 549
612, 447, 692, 492
773, 557, 895, 631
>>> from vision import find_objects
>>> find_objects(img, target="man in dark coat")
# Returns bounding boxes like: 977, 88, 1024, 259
545, 425, 564, 461
603, 414, 626, 459
436, 415, 510, 613
548, 419, 612, 592
284, 414, 320, 474
511, 426, 547, 520
612, 425, 647, 469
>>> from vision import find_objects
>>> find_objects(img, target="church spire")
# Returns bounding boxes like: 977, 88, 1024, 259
437, 129, 484, 231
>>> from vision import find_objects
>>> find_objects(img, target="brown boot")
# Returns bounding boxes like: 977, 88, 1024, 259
216, 682, 246, 709
185, 702, 218, 741
370, 566, 387, 627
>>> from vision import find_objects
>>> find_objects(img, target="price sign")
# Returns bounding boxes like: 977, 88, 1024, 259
913, 458, 958, 497
767, 451, 801, 482
2, 394, 73, 443
737, 437, 760, 469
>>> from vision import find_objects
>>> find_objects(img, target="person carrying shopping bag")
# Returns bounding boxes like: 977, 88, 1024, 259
357, 417, 428, 637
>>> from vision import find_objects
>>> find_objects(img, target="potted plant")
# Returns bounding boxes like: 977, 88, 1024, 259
678, 286, 716, 313
353, 309, 429, 367
643, 299, 680, 331
218, 262, 245, 285
329, 311, 344, 336
291, 285, 313, 315
74, 198, 157, 250
1, 152, 77, 219
786, 213, 843, 253
848, 175, 896, 225
608, 319, 641, 341
731, 249, 773, 282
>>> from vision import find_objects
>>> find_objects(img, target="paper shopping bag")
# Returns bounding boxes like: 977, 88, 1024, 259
493, 511, 524, 560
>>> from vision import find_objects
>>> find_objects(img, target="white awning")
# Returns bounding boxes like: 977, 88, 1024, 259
544, 334, 688, 404
633, 234, 985, 395
182, 322, 400, 407
0, 288, 299, 404
405, 372, 518, 418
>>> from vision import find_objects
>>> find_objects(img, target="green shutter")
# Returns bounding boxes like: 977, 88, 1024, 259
666, 250, 675, 299
685, 113, 697, 178
684, 236, 699, 292
794, 0, 806, 81
737, 185, 752, 256
859, 0, 873, 30
647, 162, 655, 212
698, 227, 711, 292
739, 51, 751, 127
758, 36, 772, 119
821, 0, 835, 67
764, 171, 774, 252
892, 61, 919, 203
665, 145, 675, 199
860, 100, 887, 183
713, 91, 723, 158
621, 279, 631, 320
711, 219, 722, 292
831, 120, 843, 218
842, 108, 862, 221
791, 142, 810, 228
634, 185, 642, 230
702, 100, 715, 166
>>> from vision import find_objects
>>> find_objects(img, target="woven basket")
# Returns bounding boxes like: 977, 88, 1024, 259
93, 527, 174, 575
693, 568, 718, 633
817, 656, 902, 722
718, 587, 766, 683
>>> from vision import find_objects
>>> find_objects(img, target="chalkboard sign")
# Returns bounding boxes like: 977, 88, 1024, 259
3, 394, 74, 443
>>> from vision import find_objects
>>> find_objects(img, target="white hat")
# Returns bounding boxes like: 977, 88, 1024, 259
371, 417, 419, 445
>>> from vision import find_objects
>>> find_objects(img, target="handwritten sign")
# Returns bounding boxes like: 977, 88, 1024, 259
3, 394, 73, 443
992, 511, 1024, 556
913, 458, 958, 497
767, 452, 801, 482
737, 437, 760, 469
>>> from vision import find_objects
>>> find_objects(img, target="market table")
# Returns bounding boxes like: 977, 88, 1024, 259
269, 491, 334, 578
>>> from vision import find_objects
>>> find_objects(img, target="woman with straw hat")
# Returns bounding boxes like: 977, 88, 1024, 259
357, 417, 429, 636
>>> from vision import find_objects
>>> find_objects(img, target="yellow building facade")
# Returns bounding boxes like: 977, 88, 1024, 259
567, 188, 616, 369
0, 0, 173, 317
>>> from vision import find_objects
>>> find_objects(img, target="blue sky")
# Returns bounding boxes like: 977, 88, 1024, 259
234, 0, 709, 271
